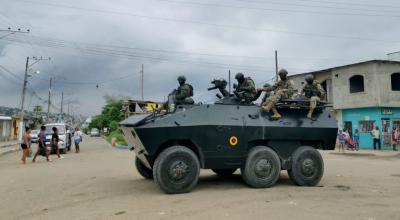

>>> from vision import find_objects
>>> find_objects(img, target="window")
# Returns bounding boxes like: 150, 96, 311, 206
349, 75, 365, 93
391, 73, 400, 91
359, 120, 375, 132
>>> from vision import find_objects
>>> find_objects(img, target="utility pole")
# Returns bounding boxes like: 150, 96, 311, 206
18, 57, 30, 142
47, 77, 52, 119
18, 56, 50, 141
275, 50, 279, 82
228, 69, 231, 94
141, 64, 144, 101
61, 92, 64, 117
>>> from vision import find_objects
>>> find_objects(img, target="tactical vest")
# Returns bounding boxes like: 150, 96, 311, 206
303, 82, 321, 98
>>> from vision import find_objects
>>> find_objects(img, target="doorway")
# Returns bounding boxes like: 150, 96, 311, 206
381, 118, 391, 147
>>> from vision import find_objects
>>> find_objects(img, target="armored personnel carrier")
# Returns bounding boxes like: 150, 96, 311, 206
120, 79, 338, 194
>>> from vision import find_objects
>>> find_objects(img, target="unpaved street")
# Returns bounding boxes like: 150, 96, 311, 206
0, 136, 399, 220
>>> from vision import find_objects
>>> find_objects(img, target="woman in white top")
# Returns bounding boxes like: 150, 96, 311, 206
74, 127, 83, 153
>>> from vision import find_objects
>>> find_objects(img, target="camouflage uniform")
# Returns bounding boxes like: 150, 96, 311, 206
264, 79, 295, 105
235, 77, 257, 102
175, 83, 193, 105
301, 80, 325, 108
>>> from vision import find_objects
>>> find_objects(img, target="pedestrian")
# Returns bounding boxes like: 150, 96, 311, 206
371, 126, 381, 150
353, 129, 360, 150
51, 127, 63, 159
20, 127, 31, 164
392, 126, 399, 151
338, 130, 345, 152
32, 125, 51, 162
74, 127, 82, 153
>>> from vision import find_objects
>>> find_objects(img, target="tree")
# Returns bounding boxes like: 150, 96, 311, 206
89, 96, 124, 131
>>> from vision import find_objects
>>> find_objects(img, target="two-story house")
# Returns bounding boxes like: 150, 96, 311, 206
289, 60, 400, 149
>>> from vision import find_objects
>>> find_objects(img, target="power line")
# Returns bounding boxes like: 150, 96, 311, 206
294, 0, 400, 9
9, 1, 400, 43
157, 0, 400, 18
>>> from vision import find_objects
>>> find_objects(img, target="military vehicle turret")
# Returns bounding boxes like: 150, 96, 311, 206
120, 79, 338, 194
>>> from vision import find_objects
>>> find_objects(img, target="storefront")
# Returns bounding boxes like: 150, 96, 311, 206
341, 107, 400, 149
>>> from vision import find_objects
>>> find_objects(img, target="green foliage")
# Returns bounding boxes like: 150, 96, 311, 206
105, 130, 127, 146
82, 127, 89, 135
89, 95, 124, 130
109, 121, 119, 131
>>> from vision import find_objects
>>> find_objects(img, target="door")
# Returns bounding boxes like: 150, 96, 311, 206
381, 119, 391, 147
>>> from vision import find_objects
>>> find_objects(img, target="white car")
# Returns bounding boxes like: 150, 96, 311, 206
90, 128, 100, 137
44, 123, 72, 154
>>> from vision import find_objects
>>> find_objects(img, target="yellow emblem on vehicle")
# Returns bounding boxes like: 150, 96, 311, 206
229, 136, 238, 146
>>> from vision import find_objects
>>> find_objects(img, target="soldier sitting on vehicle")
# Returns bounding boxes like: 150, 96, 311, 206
301, 74, 325, 120
260, 83, 272, 103
259, 69, 295, 120
233, 73, 257, 104
173, 75, 194, 105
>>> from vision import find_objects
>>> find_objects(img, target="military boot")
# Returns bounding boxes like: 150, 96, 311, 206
271, 107, 281, 120
262, 101, 273, 112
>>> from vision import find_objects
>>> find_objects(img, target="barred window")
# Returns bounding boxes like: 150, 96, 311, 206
359, 120, 375, 132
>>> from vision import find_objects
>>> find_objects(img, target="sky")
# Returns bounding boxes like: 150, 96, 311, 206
1, 0, 400, 116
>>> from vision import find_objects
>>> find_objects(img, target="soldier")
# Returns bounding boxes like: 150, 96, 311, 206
174, 75, 194, 105
260, 83, 271, 103
260, 69, 295, 120
234, 73, 257, 103
301, 74, 325, 119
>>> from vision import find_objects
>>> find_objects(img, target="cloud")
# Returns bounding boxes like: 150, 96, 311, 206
1, 0, 399, 116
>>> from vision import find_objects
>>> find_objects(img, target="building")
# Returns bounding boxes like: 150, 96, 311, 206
0, 116, 13, 142
289, 60, 400, 149
123, 100, 164, 118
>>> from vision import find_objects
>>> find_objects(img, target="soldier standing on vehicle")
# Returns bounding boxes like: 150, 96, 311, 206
301, 74, 325, 120
260, 69, 295, 120
174, 75, 194, 105
234, 73, 257, 103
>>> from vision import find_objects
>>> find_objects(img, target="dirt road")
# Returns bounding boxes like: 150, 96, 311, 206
1, 136, 399, 220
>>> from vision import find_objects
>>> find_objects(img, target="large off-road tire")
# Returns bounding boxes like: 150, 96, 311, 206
288, 146, 324, 186
153, 146, 200, 194
241, 146, 281, 188
212, 168, 237, 177
135, 157, 153, 179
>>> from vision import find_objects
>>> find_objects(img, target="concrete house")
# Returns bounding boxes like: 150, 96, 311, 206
0, 116, 13, 142
289, 60, 400, 149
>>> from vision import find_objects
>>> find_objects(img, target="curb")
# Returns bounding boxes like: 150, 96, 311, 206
0, 146, 20, 156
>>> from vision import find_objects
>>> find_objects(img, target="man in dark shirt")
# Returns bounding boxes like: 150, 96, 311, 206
33, 125, 50, 162
52, 127, 63, 159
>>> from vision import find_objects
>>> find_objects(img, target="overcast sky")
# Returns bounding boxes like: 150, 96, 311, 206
1, 0, 399, 116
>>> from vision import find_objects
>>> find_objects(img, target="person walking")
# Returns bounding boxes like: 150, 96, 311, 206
73, 127, 82, 153
32, 125, 50, 162
20, 127, 31, 164
392, 126, 398, 151
51, 127, 63, 159
338, 130, 345, 152
371, 126, 381, 150
353, 129, 360, 150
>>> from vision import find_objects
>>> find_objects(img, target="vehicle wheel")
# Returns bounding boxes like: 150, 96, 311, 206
241, 146, 281, 188
153, 146, 200, 194
288, 146, 324, 186
135, 157, 153, 179
212, 168, 237, 177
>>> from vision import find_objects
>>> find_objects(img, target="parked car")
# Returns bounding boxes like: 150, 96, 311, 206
30, 129, 40, 143
90, 128, 100, 137
44, 123, 72, 154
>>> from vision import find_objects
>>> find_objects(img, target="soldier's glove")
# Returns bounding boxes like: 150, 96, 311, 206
233, 83, 237, 89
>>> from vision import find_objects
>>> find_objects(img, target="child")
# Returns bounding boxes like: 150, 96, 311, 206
338, 130, 345, 152
353, 129, 360, 151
